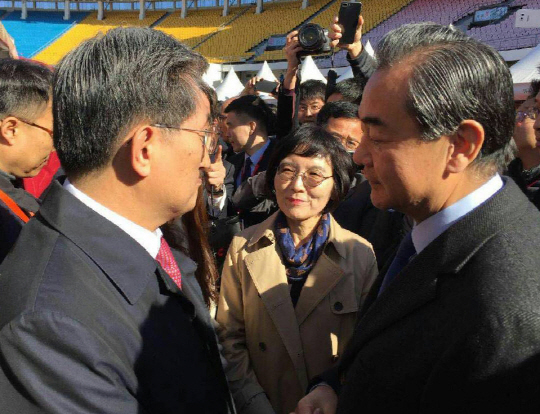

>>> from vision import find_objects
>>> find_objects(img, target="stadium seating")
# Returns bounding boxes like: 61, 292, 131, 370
193, 0, 329, 63
157, 8, 234, 49
256, 0, 412, 61
33, 11, 165, 65
467, 0, 540, 51
2, 10, 88, 58
363, 0, 511, 47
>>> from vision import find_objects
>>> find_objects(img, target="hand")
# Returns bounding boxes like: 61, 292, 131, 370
284, 30, 303, 71
283, 31, 303, 90
241, 76, 261, 96
329, 15, 364, 58
205, 146, 226, 192
0, 36, 18, 59
290, 385, 338, 414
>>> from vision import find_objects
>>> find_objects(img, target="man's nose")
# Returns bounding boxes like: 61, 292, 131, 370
353, 138, 370, 167
534, 115, 540, 131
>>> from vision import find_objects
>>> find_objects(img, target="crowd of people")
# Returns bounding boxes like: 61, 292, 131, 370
0, 12, 539, 414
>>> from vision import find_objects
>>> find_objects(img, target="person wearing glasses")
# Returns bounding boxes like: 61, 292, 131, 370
506, 80, 540, 210
0, 28, 234, 413
0, 59, 53, 263
216, 124, 378, 414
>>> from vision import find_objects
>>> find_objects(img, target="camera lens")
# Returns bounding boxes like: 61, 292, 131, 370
298, 24, 324, 51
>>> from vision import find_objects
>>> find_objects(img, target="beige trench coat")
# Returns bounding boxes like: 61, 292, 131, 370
216, 212, 378, 414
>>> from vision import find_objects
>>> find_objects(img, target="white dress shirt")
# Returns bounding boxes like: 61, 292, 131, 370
64, 179, 162, 258
412, 174, 504, 254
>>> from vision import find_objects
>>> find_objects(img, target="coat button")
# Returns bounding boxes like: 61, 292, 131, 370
259, 342, 266, 351
334, 301, 343, 312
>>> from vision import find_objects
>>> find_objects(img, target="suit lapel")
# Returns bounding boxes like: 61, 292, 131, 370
244, 240, 309, 390
295, 251, 345, 326
341, 179, 532, 367
351, 251, 440, 350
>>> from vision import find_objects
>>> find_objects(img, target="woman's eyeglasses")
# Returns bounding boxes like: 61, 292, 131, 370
276, 165, 333, 188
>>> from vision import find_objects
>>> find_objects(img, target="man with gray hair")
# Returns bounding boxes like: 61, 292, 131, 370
0, 28, 234, 413
294, 23, 540, 413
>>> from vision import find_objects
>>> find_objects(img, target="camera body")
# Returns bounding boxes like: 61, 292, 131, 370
297, 23, 332, 57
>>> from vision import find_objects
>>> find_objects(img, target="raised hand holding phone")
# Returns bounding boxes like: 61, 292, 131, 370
329, 7, 364, 58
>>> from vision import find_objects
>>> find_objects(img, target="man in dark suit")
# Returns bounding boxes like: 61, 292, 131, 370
294, 23, 540, 414
0, 59, 53, 263
225, 95, 278, 228
0, 28, 234, 414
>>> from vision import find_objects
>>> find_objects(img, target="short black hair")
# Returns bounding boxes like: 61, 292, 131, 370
331, 77, 366, 104
317, 101, 359, 126
376, 23, 515, 174
224, 95, 276, 135
265, 123, 355, 213
0, 59, 53, 121
54, 27, 208, 178
529, 79, 540, 99
299, 80, 326, 103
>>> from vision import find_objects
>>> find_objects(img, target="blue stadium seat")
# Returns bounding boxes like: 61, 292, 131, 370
2, 11, 88, 58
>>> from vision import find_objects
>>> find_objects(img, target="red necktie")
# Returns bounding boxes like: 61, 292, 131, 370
156, 237, 182, 289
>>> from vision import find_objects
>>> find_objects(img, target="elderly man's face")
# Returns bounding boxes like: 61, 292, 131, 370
354, 66, 452, 222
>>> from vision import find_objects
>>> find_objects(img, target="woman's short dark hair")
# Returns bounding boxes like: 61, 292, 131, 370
265, 124, 355, 213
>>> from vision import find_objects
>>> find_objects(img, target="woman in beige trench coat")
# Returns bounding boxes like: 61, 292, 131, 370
216, 125, 378, 414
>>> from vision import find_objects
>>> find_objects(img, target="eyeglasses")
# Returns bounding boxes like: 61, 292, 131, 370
516, 107, 540, 123
276, 165, 333, 188
10, 117, 53, 138
151, 123, 218, 155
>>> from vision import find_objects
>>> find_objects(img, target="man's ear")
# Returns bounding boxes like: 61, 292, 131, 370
0, 117, 20, 145
129, 125, 158, 178
249, 120, 257, 136
446, 120, 485, 174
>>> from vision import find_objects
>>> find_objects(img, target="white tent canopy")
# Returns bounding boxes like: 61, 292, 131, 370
511, 42, 540, 100
256, 61, 278, 82
336, 40, 375, 83
203, 63, 223, 90
300, 55, 327, 84
215, 68, 244, 101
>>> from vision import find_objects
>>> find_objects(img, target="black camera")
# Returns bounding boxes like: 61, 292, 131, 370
297, 23, 332, 56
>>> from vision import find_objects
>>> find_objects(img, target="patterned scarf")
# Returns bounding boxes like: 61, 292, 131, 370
275, 212, 331, 283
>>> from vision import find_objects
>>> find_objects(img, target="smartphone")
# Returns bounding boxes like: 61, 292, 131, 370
255, 79, 279, 94
338, 1, 362, 45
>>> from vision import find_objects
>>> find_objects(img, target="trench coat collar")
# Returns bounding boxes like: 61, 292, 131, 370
244, 211, 350, 391
247, 211, 349, 260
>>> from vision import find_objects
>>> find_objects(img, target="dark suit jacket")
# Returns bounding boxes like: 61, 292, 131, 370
320, 178, 540, 413
0, 171, 40, 264
228, 139, 278, 229
0, 182, 234, 414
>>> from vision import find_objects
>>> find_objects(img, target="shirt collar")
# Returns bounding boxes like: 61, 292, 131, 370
245, 139, 270, 166
412, 174, 504, 254
63, 179, 162, 258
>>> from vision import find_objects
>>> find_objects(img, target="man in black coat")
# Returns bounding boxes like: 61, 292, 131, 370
0, 28, 234, 414
294, 23, 540, 414
224, 95, 278, 229
0, 59, 53, 263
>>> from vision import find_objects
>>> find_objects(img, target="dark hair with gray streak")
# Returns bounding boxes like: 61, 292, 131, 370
54, 27, 208, 178
376, 23, 515, 174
